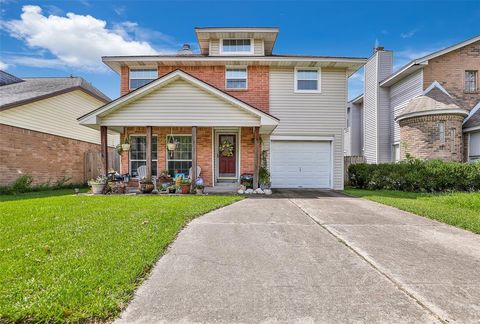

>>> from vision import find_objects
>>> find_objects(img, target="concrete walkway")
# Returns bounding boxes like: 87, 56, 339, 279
117, 190, 480, 323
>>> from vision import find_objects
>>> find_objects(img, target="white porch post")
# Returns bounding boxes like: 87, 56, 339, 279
253, 126, 260, 189
146, 126, 152, 179
191, 126, 197, 186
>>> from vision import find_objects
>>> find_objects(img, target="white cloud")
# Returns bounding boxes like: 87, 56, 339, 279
113, 5, 126, 16
0, 60, 9, 70
400, 28, 418, 39
0, 5, 175, 71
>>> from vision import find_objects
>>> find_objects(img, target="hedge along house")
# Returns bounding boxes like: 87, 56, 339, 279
78, 27, 366, 190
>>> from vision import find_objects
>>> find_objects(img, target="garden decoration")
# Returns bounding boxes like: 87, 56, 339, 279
219, 139, 234, 157
167, 128, 177, 158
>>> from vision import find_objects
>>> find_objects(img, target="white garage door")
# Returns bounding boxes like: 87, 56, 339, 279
270, 141, 331, 188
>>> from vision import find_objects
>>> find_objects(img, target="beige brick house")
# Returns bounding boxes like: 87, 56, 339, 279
345, 35, 480, 163
79, 27, 366, 190
0, 71, 118, 185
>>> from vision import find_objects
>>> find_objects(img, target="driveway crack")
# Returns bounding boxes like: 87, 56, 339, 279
288, 198, 448, 324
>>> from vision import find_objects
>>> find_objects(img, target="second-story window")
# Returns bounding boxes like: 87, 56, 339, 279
226, 68, 248, 89
465, 70, 478, 93
129, 69, 157, 90
221, 39, 252, 54
295, 68, 321, 92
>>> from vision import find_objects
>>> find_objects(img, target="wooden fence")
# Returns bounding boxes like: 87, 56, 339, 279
344, 155, 366, 184
84, 150, 120, 182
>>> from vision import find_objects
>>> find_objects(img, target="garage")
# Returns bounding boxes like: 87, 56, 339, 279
270, 140, 332, 188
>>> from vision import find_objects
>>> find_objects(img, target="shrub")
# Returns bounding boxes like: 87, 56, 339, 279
349, 159, 480, 192
0, 175, 84, 195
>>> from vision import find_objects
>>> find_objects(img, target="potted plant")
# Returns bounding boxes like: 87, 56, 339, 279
195, 184, 205, 194
139, 176, 154, 194
180, 179, 190, 194
167, 185, 177, 194
88, 175, 107, 194
121, 137, 130, 152
115, 144, 123, 155
259, 166, 271, 190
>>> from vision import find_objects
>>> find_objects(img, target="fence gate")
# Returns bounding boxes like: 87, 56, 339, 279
84, 150, 120, 182
344, 155, 366, 185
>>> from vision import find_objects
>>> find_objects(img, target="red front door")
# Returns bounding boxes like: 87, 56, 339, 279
218, 134, 236, 178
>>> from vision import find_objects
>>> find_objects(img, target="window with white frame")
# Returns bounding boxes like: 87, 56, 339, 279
226, 68, 247, 89
129, 69, 157, 90
221, 39, 252, 54
166, 135, 192, 178
129, 135, 157, 177
438, 122, 446, 144
295, 68, 321, 92
465, 70, 478, 93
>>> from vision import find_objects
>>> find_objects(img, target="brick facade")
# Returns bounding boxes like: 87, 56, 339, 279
0, 124, 105, 185
399, 114, 464, 161
120, 65, 270, 113
120, 126, 256, 187
423, 40, 480, 110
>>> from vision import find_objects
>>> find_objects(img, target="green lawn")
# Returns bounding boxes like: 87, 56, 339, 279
0, 190, 241, 323
344, 189, 480, 234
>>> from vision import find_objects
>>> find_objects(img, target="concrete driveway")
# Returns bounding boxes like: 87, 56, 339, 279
117, 190, 480, 323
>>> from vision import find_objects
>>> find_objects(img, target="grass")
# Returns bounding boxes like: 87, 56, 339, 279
344, 189, 480, 234
0, 190, 241, 323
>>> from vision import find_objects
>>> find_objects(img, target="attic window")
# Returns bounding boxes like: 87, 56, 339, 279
129, 69, 157, 90
221, 39, 253, 54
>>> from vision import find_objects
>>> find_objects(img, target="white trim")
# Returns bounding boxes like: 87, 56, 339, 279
464, 125, 480, 133
464, 101, 480, 124
423, 81, 452, 97
213, 128, 240, 183
395, 108, 469, 122
225, 66, 248, 90
129, 134, 158, 178
219, 38, 254, 56
79, 70, 279, 128
270, 135, 334, 141
294, 67, 321, 93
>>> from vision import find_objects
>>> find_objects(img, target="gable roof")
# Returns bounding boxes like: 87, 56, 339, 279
380, 35, 480, 87
0, 76, 110, 110
78, 69, 279, 127
0, 70, 24, 86
396, 83, 469, 122
464, 102, 480, 131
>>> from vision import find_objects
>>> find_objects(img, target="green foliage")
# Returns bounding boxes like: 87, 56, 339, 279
0, 175, 81, 195
348, 159, 480, 192
0, 191, 241, 322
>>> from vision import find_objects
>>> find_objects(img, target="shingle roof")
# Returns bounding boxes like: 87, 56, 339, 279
464, 102, 480, 129
396, 86, 469, 121
0, 70, 24, 86
0, 76, 110, 110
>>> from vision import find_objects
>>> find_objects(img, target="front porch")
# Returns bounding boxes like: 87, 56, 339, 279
103, 126, 262, 190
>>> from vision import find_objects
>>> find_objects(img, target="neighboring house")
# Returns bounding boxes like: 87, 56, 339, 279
346, 35, 480, 163
0, 71, 118, 185
79, 27, 366, 190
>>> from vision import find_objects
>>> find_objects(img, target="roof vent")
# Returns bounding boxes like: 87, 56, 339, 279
177, 43, 193, 56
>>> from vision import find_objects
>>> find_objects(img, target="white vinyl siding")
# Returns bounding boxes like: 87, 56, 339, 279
363, 57, 378, 163
209, 39, 220, 56
377, 52, 393, 163
346, 102, 363, 156
0, 90, 118, 146
469, 131, 480, 161
100, 79, 259, 127
254, 39, 264, 55
390, 69, 423, 144
269, 67, 347, 189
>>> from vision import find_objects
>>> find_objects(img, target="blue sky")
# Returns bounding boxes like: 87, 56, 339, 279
1, 0, 479, 100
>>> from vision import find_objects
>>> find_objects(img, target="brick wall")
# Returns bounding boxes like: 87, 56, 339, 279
120, 65, 270, 113
423, 40, 480, 110
120, 126, 257, 186
399, 114, 464, 161
0, 124, 103, 185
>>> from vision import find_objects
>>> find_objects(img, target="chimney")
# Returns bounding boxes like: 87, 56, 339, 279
374, 46, 385, 52
177, 43, 193, 56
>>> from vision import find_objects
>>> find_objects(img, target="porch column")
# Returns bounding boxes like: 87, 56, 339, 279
100, 126, 108, 176
191, 126, 197, 185
146, 126, 152, 179
253, 126, 260, 189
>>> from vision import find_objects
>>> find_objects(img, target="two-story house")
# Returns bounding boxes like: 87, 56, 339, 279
345, 35, 480, 163
79, 27, 365, 190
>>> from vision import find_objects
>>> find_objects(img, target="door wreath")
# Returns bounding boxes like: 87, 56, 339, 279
219, 140, 234, 157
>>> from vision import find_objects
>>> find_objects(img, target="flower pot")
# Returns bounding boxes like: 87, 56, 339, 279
196, 188, 204, 194
167, 143, 176, 151
91, 183, 105, 194
140, 182, 154, 194
168, 187, 176, 193
181, 184, 190, 194
121, 143, 130, 151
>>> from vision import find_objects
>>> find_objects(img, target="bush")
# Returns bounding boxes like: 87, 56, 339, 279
349, 159, 480, 192
0, 175, 84, 195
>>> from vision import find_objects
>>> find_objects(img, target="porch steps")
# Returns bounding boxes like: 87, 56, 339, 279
205, 183, 239, 194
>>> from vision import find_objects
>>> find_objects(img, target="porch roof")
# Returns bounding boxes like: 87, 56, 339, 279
78, 69, 279, 134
